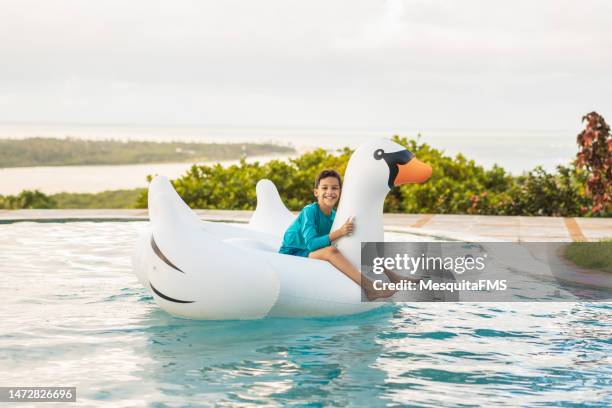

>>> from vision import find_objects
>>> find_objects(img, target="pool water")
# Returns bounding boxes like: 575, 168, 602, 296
0, 222, 610, 407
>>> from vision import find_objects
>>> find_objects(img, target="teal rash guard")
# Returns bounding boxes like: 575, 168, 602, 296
279, 202, 336, 257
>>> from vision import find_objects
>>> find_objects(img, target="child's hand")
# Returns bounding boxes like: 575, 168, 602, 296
329, 217, 355, 242
340, 216, 355, 236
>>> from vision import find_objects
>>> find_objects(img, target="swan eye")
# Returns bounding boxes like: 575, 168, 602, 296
373, 149, 385, 160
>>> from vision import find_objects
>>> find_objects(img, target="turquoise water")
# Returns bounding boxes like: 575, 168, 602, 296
0, 222, 610, 407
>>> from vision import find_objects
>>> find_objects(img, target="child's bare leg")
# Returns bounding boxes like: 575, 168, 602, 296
309, 246, 396, 300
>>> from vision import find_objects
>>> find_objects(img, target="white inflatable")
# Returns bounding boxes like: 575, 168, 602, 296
132, 139, 432, 320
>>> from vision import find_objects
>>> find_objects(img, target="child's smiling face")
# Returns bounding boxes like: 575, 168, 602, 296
314, 176, 341, 209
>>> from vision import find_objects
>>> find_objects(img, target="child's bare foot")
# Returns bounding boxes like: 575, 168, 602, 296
364, 286, 397, 301
383, 268, 421, 284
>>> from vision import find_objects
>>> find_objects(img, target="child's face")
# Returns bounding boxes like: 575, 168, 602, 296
314, 176, 341, 208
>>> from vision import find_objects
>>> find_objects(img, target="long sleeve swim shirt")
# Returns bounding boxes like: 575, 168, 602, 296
279, 202, 336, 254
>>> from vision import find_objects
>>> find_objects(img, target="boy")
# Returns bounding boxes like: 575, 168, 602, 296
279, 169, 397, 300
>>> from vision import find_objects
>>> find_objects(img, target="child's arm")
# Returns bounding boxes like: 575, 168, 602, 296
302, 209, 354, 250
301, 210, 333, 251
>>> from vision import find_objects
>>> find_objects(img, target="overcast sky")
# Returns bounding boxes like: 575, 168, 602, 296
1, 0, 611, 130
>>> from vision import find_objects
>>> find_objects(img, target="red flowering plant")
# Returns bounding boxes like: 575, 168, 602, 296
575, 112, 612, 214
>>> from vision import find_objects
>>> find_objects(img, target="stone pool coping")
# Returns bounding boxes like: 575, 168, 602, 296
1, 210, 610, 242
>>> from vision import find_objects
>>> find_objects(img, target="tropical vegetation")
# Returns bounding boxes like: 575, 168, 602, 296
130, 135, 605, 216
0, 189, 144, 209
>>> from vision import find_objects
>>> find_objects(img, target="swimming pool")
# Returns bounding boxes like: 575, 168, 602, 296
0, 222, 610, 407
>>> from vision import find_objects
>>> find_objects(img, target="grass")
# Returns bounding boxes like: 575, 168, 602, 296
563, 239, 612, 273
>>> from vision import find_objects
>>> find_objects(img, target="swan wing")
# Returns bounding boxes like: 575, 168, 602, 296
248, 179, 295, 237
143, 175, 280, 319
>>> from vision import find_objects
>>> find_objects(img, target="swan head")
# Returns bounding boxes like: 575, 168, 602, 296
344, 139, 432, 198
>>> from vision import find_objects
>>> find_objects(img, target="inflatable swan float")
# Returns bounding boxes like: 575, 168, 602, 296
132, 139, 432, 320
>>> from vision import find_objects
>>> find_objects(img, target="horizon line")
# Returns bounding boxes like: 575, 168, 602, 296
0, 121, 580, 134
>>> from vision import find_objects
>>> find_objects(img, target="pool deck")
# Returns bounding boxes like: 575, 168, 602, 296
1, 209, 610, 242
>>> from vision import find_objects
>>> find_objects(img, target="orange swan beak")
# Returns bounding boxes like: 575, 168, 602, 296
394, 158, 432, 185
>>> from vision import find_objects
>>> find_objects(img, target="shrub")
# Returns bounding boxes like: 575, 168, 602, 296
0, 190, 56, 209
137, 135, 598, 217
575, 112, 611, 214
505, 165, 590, 216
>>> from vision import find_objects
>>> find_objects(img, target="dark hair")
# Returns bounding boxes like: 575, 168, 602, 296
314, 169, 342, 188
